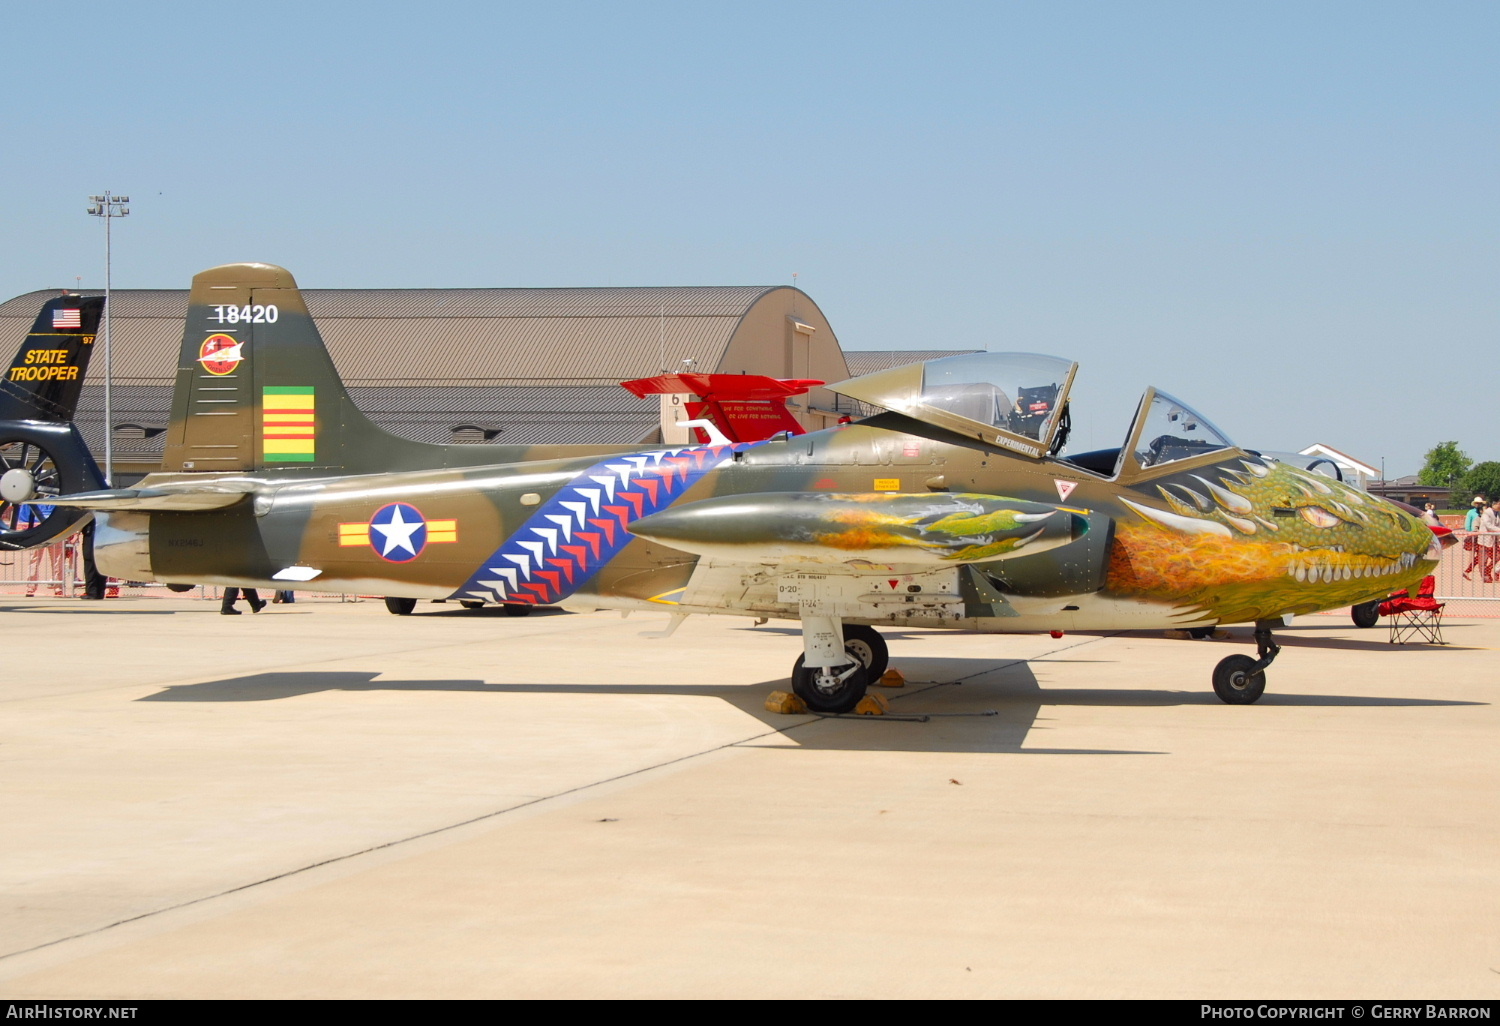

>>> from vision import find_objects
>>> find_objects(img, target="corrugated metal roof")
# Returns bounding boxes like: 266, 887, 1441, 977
71, 383, 659, 456
0, 286, 789, 387
0, 289, 188, 320
0, 286, 779, 320
844, 349, 982, 377
319, 316, 741, 385
5, 283, 849, 461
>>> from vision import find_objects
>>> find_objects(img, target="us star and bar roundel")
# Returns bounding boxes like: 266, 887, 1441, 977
448, 441, 763, 607
339, 503, 458, 562
262, 386, 316, 462
199, 334, 244, 375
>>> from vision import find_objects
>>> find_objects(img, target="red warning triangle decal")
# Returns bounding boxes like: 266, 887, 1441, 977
1054, 479, 1078, 502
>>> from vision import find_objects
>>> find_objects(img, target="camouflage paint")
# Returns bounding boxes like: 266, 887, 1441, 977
67, 262, 1437, 634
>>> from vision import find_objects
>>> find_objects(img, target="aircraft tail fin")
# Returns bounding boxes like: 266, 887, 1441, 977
161, 263, 398, 474
0, 294, 105, 422
0, 294, 106, 549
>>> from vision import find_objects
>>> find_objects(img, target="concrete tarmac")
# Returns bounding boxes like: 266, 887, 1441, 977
0, 597, 1495, 998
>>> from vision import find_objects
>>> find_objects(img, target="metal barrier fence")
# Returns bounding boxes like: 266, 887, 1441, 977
1436, 530, 1500, 617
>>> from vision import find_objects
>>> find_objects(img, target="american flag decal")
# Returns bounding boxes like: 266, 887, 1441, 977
52, 308, 82, 329
448, 442, 764, 606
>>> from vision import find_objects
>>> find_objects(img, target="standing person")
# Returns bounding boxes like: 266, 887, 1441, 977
17, 505, 60, 597
220, 587, 266, 615
1419, 502, 1442, 527
1462, 496, 1485, 579
25, 542, 63, 597
1480, 499, 1500, 585
80, 520, 107, 600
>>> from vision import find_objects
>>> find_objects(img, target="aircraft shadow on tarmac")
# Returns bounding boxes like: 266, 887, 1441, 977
0, 603, 178, 615
136, 658, 1481, 756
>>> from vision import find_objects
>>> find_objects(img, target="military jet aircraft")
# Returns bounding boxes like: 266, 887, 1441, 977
28, 263, 1443, 710
0, 292, 106, 549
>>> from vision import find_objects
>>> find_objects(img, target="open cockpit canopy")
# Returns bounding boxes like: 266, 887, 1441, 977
1060, 387, 1239, 480
830, 352, 1078, 458
1128, 389, 1235, 469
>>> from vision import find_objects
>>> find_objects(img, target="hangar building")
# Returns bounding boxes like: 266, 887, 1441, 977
0, 284, 899, 481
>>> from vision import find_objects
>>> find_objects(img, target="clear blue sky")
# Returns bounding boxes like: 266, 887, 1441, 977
2, 1, 1494, 477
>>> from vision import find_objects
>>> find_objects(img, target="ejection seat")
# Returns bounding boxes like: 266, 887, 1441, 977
1378, 576, 1446, 645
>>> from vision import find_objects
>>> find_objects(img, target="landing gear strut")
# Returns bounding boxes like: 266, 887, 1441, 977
1211, 621, 1281, 705
790, 615, 872, 714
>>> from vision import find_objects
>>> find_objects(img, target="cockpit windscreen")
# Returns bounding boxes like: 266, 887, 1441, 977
1133, 391, 1235, 468
920, 353, 1074, 443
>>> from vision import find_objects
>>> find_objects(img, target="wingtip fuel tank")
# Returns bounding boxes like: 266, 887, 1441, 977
629, 491, 1091, 568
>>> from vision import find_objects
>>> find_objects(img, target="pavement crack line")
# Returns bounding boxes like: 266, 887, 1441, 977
0, 630, 1119, 965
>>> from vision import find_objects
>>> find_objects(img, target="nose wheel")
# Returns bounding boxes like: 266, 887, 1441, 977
791, 657, 870, 714
1212, 622, 1280, 704
790, 614, 879, 713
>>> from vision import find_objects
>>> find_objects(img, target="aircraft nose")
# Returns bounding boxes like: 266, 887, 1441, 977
1370, 495, 1440, 558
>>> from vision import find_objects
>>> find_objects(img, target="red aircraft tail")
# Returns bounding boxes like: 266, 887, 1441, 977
622, 374, 826, 444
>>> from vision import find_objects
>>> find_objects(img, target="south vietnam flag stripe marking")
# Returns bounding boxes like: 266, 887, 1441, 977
262, 388, 315, 409
427, 519, 458, 543
262, 386, 315, 462
338, 523, 370, 546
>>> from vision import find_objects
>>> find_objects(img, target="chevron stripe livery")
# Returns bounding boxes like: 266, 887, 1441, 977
448, 442, 761, 606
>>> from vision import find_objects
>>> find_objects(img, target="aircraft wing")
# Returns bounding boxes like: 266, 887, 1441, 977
53, 484, 255, 512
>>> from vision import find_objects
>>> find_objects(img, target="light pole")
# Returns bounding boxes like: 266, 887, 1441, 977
86, 192, 129, 486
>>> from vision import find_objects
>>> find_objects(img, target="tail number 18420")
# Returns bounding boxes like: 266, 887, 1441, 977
209, 305, 279, 324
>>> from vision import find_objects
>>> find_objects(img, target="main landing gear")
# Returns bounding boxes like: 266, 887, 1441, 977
1211, 621, 1282, 704
790, 618, 887, 714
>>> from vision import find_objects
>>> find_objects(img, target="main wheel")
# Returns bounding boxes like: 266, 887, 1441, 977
1351, 601, 1380, 629
791, 656, 869, 714
459, 599, 486, 610
384, 596, 417, 615
1212, 654, 1266, 704
840, 624, 889, 681
502, 603, 532, 617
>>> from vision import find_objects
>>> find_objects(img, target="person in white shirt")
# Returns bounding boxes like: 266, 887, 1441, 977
1463, 497, 1486, 579
1479, 499, 1500, 584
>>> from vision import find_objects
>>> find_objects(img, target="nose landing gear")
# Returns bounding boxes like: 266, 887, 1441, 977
790, 615, 879, 714
1212, 621, 1281, 704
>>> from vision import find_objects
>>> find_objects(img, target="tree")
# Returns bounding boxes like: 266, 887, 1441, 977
1418, 441, 1470, 487
1457, 461, 1500, 504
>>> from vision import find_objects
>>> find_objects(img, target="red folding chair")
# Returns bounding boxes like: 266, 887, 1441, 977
1378, 576, 1445, 645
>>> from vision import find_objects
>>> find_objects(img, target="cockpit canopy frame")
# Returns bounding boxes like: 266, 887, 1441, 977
1112, 386, 1239, 483
830, 352, 1079, 459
